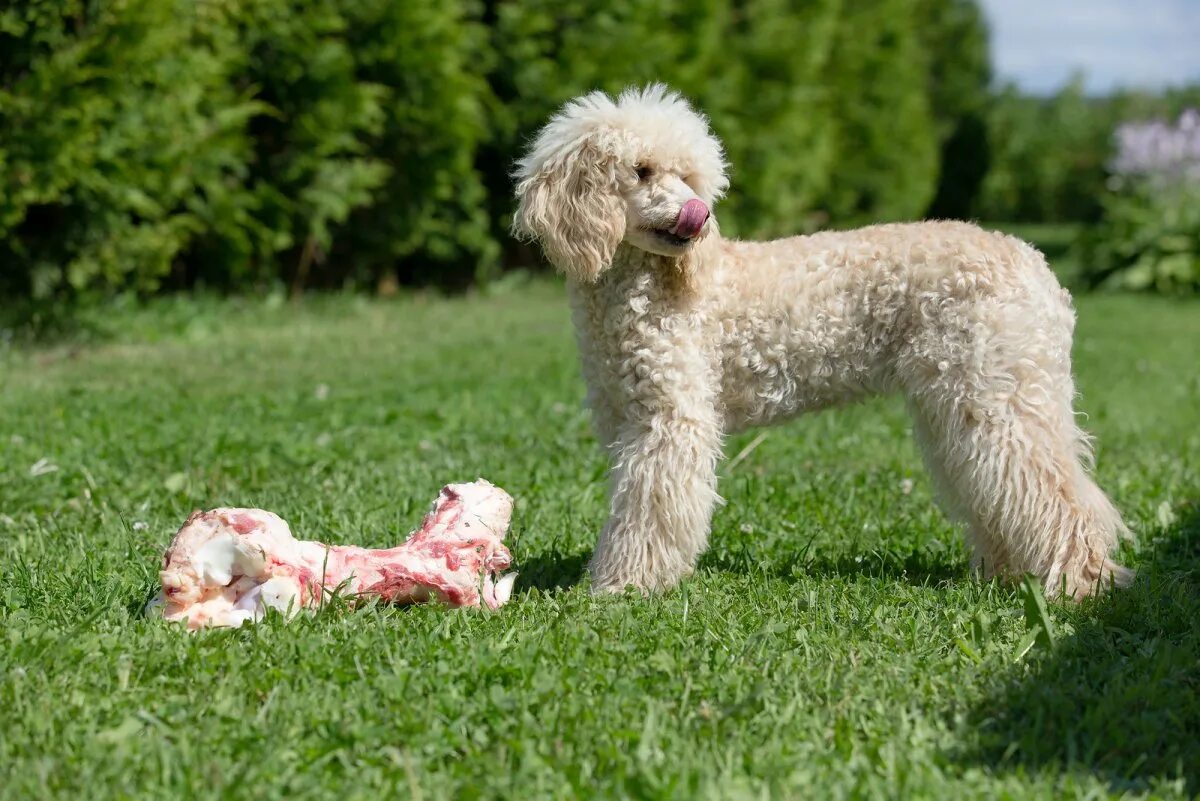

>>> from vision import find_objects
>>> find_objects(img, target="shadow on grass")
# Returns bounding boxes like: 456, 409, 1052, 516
699, 535, 965, 588
514, 537, 963, 595
954, 502, 1200, 793
515, 551, 589, 592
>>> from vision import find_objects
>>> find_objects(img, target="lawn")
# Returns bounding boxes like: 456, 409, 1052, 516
1, 273, 1198, 799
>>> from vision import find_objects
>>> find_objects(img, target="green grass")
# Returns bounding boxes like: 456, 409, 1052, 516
2, 278, 1199, 800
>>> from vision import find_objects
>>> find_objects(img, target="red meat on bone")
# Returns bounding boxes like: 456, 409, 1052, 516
148, 480, 517, 630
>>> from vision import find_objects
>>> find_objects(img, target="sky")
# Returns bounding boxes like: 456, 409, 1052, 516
977, 0, 1200, 94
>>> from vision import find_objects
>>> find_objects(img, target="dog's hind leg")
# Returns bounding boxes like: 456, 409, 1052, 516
909, 384, 1132, 599
910, 405, 1011, 579
901, 250, 1133, 599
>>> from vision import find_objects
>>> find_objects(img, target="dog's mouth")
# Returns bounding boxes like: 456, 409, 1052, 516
645, 228, 694, 248
644, 198, 710, 248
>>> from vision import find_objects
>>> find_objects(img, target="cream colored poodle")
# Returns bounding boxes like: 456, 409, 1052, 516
513, 84, 1132, 598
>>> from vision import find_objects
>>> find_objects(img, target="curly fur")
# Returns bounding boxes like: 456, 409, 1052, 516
513, 84, 1133, 598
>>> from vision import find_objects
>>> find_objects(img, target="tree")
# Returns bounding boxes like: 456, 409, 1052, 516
818, 0, 939, 224
916, 0, 992, 219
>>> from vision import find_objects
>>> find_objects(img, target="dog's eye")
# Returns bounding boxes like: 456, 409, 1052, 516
635, 165, 653, 182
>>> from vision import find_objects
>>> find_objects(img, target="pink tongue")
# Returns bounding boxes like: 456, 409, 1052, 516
670, 198, 709, 239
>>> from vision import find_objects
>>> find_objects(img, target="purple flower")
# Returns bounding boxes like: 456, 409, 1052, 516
1111, 109, 1200, 184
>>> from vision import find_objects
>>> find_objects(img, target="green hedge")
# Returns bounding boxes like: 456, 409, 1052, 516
975, 83, 1200, 225
0, 0, 259, 297
487, 0, 851, 239
1, 0, 983, 300
1079, 183, 1200, 293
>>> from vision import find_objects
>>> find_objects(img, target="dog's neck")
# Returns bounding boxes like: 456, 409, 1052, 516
598, 232, 721, 299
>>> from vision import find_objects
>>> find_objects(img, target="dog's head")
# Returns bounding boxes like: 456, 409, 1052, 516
513, 84, 729, 283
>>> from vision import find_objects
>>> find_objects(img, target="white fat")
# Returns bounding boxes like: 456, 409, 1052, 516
194, 534, 268, 586
235, 547, 268, 578
222, 609, 255, 627
194, 534, 240, 585
259, 576, 301, 616
494, 573, 517, 605
444, 480, 513, 535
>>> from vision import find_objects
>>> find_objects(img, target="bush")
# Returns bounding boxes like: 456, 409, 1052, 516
0, 0, 261, 298
0, 0, 973, 301
0, 0, 494, 298
690, 0, 843, 238
975, 81, 1113, 224
1080, 110, 1200, 294
191, 0, 393, 291
328, 0, 497, 288
486, 0, 841, 240
489, 0, 940, 238
975, 83, 1200, 226
817, 0, 938, 224
1082, 185, 1200, 293
916, 0, 991, 219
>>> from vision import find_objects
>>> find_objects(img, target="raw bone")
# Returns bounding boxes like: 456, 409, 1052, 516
148, 480, 516, 630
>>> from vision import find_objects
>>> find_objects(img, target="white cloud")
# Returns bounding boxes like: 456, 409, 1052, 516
977, 0, 1200, 94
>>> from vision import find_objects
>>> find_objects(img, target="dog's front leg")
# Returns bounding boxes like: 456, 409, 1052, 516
588, 340, 723, 594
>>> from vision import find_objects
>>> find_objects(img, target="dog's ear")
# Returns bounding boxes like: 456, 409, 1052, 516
512, 137, 626, 283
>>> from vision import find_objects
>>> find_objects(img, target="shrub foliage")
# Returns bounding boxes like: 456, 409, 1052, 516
0, 0, 990, 298
1079, 110, 1200, 294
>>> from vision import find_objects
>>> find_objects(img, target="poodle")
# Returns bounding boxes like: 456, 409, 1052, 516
513, 84, 1132, 598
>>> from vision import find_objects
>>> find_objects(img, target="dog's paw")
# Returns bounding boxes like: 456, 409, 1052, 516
1052, 558, 1136, 600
